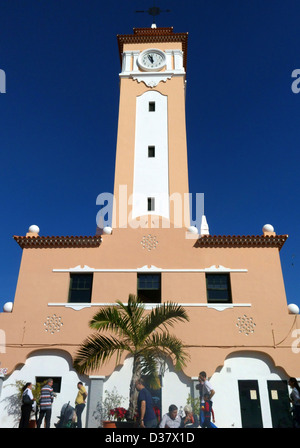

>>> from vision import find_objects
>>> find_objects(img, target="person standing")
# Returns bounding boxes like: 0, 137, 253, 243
75, 382, 87, 428
196, 371, 215, 427
201, 393, 217, 428
19, 382, 35, 428
135, 378, 157, 428
288, 377, 300, 428
37, 378, 54, 428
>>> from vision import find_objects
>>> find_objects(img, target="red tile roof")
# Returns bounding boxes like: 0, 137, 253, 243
196, 235, 288, 250
13, 235, 102, 249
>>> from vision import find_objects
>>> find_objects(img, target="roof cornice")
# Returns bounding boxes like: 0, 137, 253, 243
195, 235, 288, 250
13, 235, 102, 249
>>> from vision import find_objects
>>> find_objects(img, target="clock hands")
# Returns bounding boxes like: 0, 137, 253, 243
139, 50, 165, 70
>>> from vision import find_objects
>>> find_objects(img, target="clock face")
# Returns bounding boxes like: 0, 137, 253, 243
138, 49, 166, 72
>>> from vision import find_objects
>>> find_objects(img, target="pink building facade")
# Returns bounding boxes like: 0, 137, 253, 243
0, 25, 299, 428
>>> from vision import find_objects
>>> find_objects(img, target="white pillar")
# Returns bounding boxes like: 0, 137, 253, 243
85, 376, 105, 428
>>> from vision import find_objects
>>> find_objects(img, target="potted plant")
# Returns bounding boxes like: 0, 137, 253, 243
186, 393, 200, 415
101, 387, 126, 428
110, 406, 136, 428
110, 406, 127, 421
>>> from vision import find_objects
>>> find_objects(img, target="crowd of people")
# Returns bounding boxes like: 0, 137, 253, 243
18, 372, 300, 428
19, 379, 87, 429
135, 371, 216, 428
135, 371, 300, 429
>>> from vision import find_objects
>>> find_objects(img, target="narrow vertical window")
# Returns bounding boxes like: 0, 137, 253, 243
68, 273, 93, 303
148, 146, 155, 157
147, 197, 155, 211
137, 273, 161, 303
149, 101, 155, 112
206, 274, 232, 303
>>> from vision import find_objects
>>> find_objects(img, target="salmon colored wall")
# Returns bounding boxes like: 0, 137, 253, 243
123, 42, 184, 52
0, 227, 299, 379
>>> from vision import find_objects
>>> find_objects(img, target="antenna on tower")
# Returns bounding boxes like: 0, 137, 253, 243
136, 1, 171, 27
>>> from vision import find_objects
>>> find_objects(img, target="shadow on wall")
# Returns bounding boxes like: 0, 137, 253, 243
1, 390, 22, 427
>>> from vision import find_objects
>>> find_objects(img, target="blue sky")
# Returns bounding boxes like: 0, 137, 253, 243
0, 0, 299, 313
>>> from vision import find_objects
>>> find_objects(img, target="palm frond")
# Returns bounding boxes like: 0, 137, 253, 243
73, 333, 132, 374
89, 307, 118, 330
89, 296, 146, 346
89, 306, 131, 336
141, 332, 190, 371
138, 302, 189, 340
115, 295, 146, 344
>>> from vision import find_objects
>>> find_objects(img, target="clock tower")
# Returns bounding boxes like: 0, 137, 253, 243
1, 19, 298, 430
111, 26, 190, 230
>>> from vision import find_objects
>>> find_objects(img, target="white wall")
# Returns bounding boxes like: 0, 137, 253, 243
0, 350, 85, 428
1, 351, 290, 428
103, 358, 132, 406
210, 352, 288, 428
160, 368, 191, 416
132, 90, 169, 220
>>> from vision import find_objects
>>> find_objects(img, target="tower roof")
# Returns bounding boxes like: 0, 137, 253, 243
117, 27, 188, 70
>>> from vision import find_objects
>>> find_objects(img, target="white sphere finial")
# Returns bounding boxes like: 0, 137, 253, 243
187, 226, 198, 234
288, 303, 299, 315
103, 226, 112, 235
28, 225, 40, 234
263, 224, 274, 233
3, 302, 13, 313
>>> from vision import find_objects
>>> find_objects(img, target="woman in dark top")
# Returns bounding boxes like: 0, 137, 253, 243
19, 382, 35, 428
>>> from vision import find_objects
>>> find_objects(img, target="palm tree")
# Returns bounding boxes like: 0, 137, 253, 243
73, 294, 190, 419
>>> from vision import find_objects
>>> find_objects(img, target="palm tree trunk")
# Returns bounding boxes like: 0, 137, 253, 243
127, 355, 142, 420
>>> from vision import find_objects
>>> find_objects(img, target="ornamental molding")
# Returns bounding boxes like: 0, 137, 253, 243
0, 368, 8, 377
53, 264, 95, 272
53, 264, 247, 273
121, 70, 185, 88
44, 314, 63, 334
48, 302, 251, 312
204, 265, 247, 273
131, 72, 173, 88
141, 234, 159, 251
236, 315, 256, 335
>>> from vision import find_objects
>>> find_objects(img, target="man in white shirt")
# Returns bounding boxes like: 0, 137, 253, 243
159, 404, 181, 428
196, 371, 216, 427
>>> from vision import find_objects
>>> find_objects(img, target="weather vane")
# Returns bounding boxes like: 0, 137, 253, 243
136, 1, 171, 26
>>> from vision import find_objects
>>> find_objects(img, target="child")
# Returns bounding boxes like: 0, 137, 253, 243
201, 393, 217, 428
